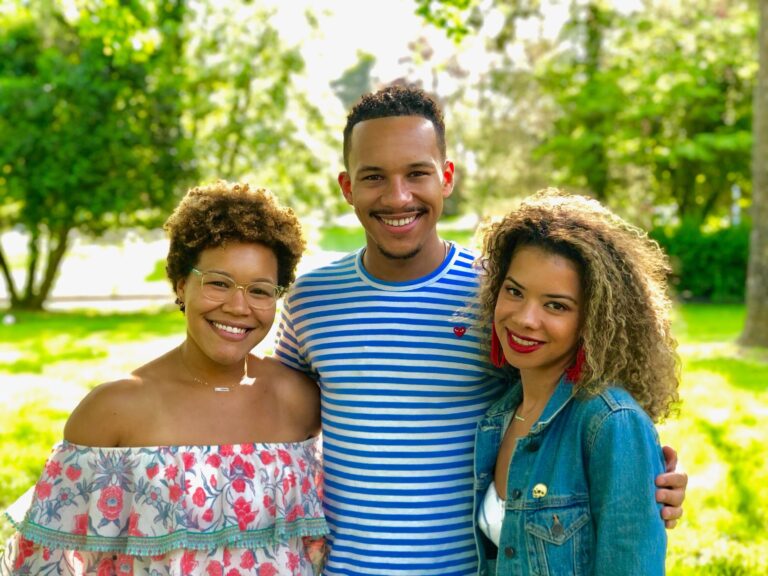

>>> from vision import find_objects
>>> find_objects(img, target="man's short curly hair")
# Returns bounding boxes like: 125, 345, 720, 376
342, 84, 446, 169
479, 189, 679, 422
164, 181, 305, 290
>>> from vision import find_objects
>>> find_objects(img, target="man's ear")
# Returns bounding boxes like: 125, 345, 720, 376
442, 160, 455, 198
338, 171, 353, 205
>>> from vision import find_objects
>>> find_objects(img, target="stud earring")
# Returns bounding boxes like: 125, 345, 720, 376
175, 297, 186, 313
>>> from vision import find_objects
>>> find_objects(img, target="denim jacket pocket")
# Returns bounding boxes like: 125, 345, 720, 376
524, 503, 592, 576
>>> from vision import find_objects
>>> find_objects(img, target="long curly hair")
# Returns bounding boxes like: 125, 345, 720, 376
164, 181, 305, 290
478, 189, 679, 421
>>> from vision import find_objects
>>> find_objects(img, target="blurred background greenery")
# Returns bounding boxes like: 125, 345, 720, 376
1, 0, 767, 573
1, 0, 766, 317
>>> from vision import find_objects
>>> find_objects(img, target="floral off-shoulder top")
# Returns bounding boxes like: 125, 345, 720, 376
1, 438, 327, 576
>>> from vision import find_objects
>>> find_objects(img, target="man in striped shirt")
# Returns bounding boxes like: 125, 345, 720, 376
274, 84, 687, 575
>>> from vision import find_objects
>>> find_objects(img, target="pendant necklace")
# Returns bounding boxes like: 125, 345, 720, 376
179, 351, 245, 393
513, 402, 539, 422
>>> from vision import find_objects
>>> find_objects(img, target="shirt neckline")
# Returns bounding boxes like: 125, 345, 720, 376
354, 242, 457, 291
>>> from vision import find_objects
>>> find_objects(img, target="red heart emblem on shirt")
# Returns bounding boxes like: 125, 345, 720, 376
453, 326, 466, 337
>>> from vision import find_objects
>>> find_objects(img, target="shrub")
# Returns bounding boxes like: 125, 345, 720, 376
651, 222, 750, 302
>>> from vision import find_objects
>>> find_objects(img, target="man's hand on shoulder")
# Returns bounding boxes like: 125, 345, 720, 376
655, 445, 688, 529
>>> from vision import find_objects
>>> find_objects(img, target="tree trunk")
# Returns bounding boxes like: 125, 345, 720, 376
583, 2, 609, 201
0, 241, 19, 308
740, 0, 768, 347
9, 226, 72, 311
32, 226, 71, 309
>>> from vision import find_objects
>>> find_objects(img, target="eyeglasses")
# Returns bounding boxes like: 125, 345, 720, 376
191, 268, 285, 310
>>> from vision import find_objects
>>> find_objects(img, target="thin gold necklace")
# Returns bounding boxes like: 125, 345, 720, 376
513, 401, 542, 423
179, 351, 245, 393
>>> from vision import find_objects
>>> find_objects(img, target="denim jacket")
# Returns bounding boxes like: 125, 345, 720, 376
473, 377, 666, 576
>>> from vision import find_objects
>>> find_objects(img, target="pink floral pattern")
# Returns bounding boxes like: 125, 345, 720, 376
3, 439, 327, 575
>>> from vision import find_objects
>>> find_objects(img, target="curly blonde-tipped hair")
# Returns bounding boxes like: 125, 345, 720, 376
164, 181, 305, 290
478, 189, 679, 422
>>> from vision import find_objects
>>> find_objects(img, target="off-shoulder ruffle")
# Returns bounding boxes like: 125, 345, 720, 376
8, 439, 327, 556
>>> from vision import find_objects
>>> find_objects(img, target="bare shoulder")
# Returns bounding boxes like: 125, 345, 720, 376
63, 376, 152, 447
259, 356, 318, 401
253, 355, 319, 434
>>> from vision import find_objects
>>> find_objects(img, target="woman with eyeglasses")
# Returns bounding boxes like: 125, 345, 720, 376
2, 182, 327, 575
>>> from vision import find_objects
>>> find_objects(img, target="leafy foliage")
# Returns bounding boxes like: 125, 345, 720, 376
0, 1, 339, 311
535, 1, 755, 222
651, 221, 750, 302
414, 0, 479, 42
413, 0, 756, 226
0, 2, 194, 309
182, 2, 337, 215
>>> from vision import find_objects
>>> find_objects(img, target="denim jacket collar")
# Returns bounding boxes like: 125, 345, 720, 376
484, 374, 577, 435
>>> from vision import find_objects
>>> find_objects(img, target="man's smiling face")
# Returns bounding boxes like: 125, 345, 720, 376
338, 115, 454, 277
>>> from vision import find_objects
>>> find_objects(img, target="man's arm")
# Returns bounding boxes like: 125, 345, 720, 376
656, 445, 688, 529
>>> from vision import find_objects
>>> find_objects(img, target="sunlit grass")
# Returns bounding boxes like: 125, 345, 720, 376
663, 305, 768, 575
673, 303, 747, 343
317, 222, 479, 253
0, 401, 68, 512
145, 258, 167, 282
317, 225, 366, 252
0, 310, 185, 373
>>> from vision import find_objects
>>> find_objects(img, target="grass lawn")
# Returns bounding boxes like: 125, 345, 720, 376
317, 221, 479, 253
0, 303, 766, 574
660, 306, 768, 575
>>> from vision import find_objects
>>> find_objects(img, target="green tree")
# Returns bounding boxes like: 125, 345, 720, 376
446, 61, 553, 217
0, 1, 341, 310
0, 2, 194, 310
183, 1, 336, 215
741, 0, 768, 347
533, 1, 754, 221
413, 1, 618, 212
415, 0, 756, 224
611, 1, 754, 224
534, 2, 618, 202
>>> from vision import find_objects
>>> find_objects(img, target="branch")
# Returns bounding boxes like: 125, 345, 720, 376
226, 80, 252, 179
215, 90, 241, 176
699, 179, 725, 222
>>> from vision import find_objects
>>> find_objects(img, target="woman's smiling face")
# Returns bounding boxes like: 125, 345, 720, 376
494, 245, 582, 384
177, 242, 279, 367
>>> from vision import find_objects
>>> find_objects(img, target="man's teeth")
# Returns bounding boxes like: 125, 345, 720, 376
381, 215, 417, 227
212, 321, 247, 334
511, 334, 538, 346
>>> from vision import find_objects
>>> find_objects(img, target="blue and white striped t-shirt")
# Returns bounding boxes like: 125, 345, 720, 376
274, 243, 505, 576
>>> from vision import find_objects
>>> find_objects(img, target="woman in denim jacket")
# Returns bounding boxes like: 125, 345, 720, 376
473, 190, 679, 575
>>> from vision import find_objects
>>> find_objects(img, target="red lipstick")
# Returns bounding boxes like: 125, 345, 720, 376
505, 329, 544, 354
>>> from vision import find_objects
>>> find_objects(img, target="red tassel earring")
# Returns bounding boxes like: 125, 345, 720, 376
565, 346, 586, 383
490, 325, 507, 368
